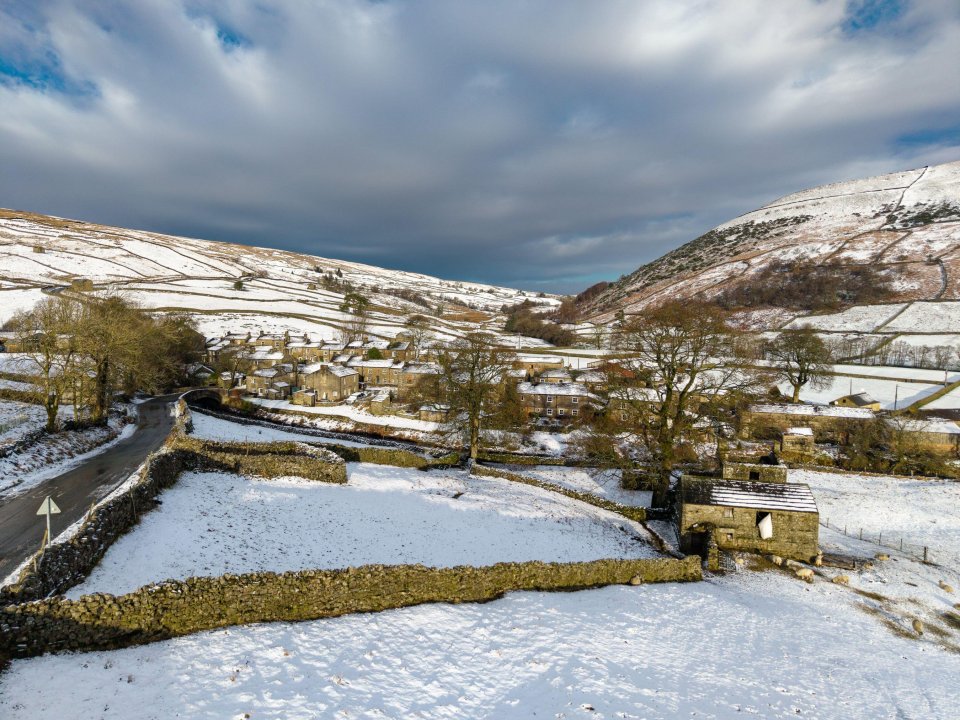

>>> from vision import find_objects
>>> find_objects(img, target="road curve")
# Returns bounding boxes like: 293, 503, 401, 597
0, 395, 178, 582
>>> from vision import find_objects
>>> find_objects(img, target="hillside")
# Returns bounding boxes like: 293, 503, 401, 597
586, 160, 960, 335
0, 209, 556, 344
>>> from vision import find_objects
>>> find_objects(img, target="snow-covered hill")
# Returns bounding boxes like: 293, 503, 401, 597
587, 160, 960, 334
0, 209, 556, 342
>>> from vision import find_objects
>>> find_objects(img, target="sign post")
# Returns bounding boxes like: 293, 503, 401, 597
36, 496, 61, 547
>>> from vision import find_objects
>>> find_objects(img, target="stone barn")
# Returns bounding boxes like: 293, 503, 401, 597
679, 478, 819, 564
721, 461, 787, 483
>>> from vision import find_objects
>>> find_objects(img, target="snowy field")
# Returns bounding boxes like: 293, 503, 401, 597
791, 468, 960, 568
514, 465, 652, 508
189, 410, 391, 450
68, 464, 660, 598
784, 303, 906, 332
884, 301, 960, 333
0, 400, 43, 445
6, 566, 959, 719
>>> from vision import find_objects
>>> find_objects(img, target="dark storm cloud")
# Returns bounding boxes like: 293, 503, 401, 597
1, 0, 958, 292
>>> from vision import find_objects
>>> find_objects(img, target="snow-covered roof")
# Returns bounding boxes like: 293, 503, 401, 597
402, 363, 441, 375
784, 427, 814, 437
249, 350, 284, 361
887, 417, 960, 435
540, 368, 572, 379
748, 403, 875, 419
609, 387, 660, 402
354, 359, 399, 369
518, 382, 596, 398
272, 381, 290, 388
684, 479, 818, 513
420, 403, 449, 412
301, 362, 358, 378
575, 371, 606, 383
253, 367, 280, 378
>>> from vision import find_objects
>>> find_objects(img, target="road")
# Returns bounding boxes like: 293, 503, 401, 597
0, 395, 178, 581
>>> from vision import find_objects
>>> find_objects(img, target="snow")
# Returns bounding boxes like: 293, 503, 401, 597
884, 301, 960, 333
516, 465, 652, 508
792, 468, 960, 568
0, 399, 44, 444
0, 415, 136, 498
252, 398, 441, 432
784, 304, 906, 332
67, 464, 660, 598
189, 410, 382, 450
6, 569, 960, 719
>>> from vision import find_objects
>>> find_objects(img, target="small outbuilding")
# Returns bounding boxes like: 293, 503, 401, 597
780, 426, 815, 461
679, 478, 819, 564
721, 461, 787, 484
830, 392, 881, 412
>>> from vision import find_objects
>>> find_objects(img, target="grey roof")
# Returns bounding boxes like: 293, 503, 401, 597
683, 479, 818, 513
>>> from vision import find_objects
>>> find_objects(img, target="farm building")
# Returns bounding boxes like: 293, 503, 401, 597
740, 403, 874, 442
886, 416, 960, 454
679, 478, 820, 564
780, 427, 815, 462
830, 392, 881, 411
721, 461, 787, 483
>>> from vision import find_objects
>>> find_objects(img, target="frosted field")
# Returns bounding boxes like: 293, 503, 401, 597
67, 464, 660, 598
884, 301, 960, 333
792, 468, 960, 568
516, 465, 652, 508
189, 410, 395, 450
785, 303, 906, 332
6, 566, 959, 720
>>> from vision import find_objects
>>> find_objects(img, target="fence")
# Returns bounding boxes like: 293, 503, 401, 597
820, 517, 933, 564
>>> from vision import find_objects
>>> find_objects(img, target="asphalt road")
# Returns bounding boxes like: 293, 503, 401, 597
0, 395, 178, 581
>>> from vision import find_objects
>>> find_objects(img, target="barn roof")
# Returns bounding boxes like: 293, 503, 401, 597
683, 479, 818, 514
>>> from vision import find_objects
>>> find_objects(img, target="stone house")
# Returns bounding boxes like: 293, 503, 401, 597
517, 381, 599, 423
285, 341, 326, 362
514, 355, 565, 377
396, 363, 442, 400
383, 341, 412, 361
349, 358, 404, 387
574, 370, 607, 391
538, 368, 573, 384
679, 477, 820, 563
253, 332, 288, 350
299, 363, 360, 402
247, 347, 285, 369
721, 461, 787, 483
740, 403, 875, 442
831, 392, 881, 412
419, 403, 450, 422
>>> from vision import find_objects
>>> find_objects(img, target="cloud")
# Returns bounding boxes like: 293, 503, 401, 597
0, 0, 958, 293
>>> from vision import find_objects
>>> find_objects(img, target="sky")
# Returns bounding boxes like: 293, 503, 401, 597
1, 1, 959, 293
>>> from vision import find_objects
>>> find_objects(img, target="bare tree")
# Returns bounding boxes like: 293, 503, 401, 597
12, 296, 83, 432
765, 326, 833, 403
339, 291, 370, 343
404, 314, 431, 360
608, 300, 761, 503
429, 333, 516, 461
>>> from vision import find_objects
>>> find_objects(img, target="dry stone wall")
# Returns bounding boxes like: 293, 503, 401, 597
1, 557, 701, 658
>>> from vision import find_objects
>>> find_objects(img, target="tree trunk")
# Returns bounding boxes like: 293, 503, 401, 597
792, 383, 801, 403
469, 415, 480, 460
93, 358, 110, 424
44, 394, 59, 433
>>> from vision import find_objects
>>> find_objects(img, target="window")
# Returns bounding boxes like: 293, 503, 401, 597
571, 397, 579, 404
545, 395, 554, 402
725, 532, 734, 541
546, 408, 553, 415
722, 508, 733, 518
749, 470, 760, 481
571, 408, 579, 416
558, 408, 565, 416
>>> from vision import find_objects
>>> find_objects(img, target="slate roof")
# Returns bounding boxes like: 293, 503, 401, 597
683, 479, 818, 514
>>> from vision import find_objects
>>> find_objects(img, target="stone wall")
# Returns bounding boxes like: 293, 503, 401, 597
721, 462, 787, 483
472, 463, 646, 523
325, 443, 459, 469
1, 406, 346, 605
1, 556, 701, 658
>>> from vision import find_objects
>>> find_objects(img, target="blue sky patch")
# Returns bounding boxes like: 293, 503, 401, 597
843, 0, 907, 35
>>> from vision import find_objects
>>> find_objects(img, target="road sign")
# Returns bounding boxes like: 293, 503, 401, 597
36, 496, 61, 547
36, 497, 61, 516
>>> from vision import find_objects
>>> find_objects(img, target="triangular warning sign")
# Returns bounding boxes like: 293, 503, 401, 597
36, 497, 61, 515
